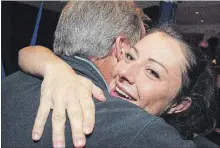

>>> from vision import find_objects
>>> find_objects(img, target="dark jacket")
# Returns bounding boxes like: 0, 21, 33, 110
2, 56, 197, 148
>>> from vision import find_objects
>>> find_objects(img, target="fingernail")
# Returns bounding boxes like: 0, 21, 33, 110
84, 125, 91, 134
102, 93, 106, 99
75, 138, 84, 147
54, 140, 64, 148
102, 96, 106, 100
32, 132, 40, 141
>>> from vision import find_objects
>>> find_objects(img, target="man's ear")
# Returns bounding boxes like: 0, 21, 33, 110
167, 97, 192, 114
112, 36, 130, 61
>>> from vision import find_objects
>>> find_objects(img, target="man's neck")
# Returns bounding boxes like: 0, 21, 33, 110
93, 56, 117, 84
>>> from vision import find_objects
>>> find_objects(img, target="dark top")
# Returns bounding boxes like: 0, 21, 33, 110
2, 55, 197, 148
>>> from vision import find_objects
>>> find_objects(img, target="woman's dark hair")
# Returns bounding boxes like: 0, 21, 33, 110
149, 24, 218, 139
207, 37, 219, 60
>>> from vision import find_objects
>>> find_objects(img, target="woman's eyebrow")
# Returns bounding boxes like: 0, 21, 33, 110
132, 45, 168, 74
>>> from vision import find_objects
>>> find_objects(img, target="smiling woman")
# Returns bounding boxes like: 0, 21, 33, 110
109, 24, 218, 139
109, 31, 187, 116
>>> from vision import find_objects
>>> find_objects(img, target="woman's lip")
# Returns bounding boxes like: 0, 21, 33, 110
110, 90, 118, 97
110, 89, 129, 101
115, 84, 137, 101
110, 86, 136, 102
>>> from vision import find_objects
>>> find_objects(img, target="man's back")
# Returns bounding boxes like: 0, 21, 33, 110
2, 56, 197, 148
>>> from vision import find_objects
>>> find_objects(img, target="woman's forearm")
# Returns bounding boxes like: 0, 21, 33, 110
18, 45, 105, 148
18, 46, 74, 77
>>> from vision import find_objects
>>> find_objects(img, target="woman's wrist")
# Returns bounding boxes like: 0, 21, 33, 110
44, 59, 75, 78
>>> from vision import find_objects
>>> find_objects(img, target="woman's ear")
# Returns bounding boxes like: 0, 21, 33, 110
112, 36, 131, 62
167, 97, 192, 114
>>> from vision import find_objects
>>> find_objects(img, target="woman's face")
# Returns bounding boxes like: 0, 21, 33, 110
109, 32, 188, 115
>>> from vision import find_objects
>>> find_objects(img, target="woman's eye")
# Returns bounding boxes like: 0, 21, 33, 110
146, 69, 160, 79
125, 53, 135, 61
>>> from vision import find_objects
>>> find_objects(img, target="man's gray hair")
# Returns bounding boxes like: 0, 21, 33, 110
53, 1, 144, 58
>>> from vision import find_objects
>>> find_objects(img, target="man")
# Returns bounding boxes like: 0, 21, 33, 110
17, 1, 147, 147
2, 1, 197, 148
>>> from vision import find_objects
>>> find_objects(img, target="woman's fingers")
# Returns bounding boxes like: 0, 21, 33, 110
52, 99, 66, 148
32, 103, 51, 141
77, 88, 96, 135
92, 84, 106, 102
76, 78, 105, 135
32, 87, 51, 141
67, 91, 86, 148
34, 72, 103, 147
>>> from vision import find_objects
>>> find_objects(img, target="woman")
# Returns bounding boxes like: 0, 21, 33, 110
19, 24, 218, 144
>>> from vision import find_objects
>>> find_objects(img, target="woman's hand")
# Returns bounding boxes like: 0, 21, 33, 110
18, 46, 105, 148
32, 62, 105, 148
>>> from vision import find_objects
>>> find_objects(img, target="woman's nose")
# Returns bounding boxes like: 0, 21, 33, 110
118, 62, 140, 84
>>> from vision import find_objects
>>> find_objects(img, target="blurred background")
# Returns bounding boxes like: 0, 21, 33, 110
2, 1, 220, 76
1, 1, 220, 145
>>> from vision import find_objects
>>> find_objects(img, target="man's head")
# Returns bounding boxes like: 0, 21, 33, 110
53, 1, 146, 58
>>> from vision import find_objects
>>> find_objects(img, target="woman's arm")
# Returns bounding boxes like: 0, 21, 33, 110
18, 46, 105, 148
19, 46, 71, 77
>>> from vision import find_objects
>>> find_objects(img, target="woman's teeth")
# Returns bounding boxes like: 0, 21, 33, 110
115, 86, 132, 100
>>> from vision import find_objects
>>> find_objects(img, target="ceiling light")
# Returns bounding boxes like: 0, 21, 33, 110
200, 19, 204, 23
195, 11, 199, 15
